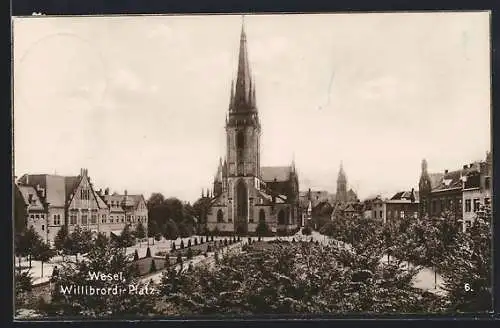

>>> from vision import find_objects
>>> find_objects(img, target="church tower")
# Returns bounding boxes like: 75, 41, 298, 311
418, 159, 432, 218
336, 161, 347, 203
225, 19, 261, 233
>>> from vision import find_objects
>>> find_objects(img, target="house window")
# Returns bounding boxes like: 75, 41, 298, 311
91, 215, 97, 224
485, 177, 491, 189
121, 216, 125, 223
485, 198, 491, 207
82, 215, 88, 225
465, 199, 471, 212
35, 214, 40, 219
400, 211, 405, 219
42, 225, 44, 231
432, 200, 437, 213
30, 214, 34, 220
40, 214, 44, 219
380, 211, 383, 219
53, 214, 61, 225
70, 215, 77, 225
413, 212, 418, 219
473, 199, 480, 212
374, 211, 377, 219
259, 209, 266, 223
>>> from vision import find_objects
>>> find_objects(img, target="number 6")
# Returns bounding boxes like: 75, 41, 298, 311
464, 283, 471, 291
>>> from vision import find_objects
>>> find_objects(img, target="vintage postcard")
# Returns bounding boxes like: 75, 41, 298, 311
12, 12, 492, 319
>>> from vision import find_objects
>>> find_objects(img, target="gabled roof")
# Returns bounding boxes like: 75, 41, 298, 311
64, 176, 82, 202
17, 185, 45, 211
261, 166, 292, 182
102, 193, 145, 210
17, 174, 68, 207
429, 173, 444, 189
432, 170, 463, 192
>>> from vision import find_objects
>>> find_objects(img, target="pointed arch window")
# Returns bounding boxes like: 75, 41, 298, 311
217, 209, 224, 223
237, 130, 244, 149
278, 209, 285, 225
259, 209, 265, 223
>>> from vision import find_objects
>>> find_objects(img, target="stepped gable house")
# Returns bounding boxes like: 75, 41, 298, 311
205, 22, 300, 234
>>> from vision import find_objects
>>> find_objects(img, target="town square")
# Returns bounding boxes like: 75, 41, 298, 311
13, 13, 492, 318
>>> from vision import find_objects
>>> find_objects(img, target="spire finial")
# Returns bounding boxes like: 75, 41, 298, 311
234, 14, 252, 110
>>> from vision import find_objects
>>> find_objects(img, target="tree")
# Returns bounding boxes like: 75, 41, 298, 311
163, 220, 179, 240
133, 249, 139, 261
171, 242, 177, 252
178, 221, 192, 238
256, 221, 271, 237
18, 226, 43, 268
206, 245, 212, 253
186, 248, 193, 260
301, 226, 312, 236
68, 226, 84, 261
32, 240, 56, 278
54, 225, 71, 259
120, 224, 135, 248
188, 239, 192, 248
176, 254, 183, 265
14, 185, 28, 234
194, 238, 198, 246
135, 222, 146, 241
149, 259, 157, 273
441, 208, 492, 312
48, 234, 156, 317
80, 229, 94, 254
146, 247, 152, 258
180, 240, 185, 249
157, 239, 433, 314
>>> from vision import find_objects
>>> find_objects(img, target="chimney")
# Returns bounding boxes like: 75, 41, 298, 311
463, 165, 468, 170
470, 163, 474, 169
444, 169, 448, 174
104, 188, 109, 195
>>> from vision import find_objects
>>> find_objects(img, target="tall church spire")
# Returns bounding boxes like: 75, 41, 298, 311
234, 16, 253, 110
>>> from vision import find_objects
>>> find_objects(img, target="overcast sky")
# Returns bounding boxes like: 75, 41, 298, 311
13, 12, 491, 203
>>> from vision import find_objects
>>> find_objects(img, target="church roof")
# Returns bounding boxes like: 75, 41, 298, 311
261, 166, 292, 182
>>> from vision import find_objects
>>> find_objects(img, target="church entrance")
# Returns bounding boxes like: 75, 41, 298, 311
235, 179, 248, 234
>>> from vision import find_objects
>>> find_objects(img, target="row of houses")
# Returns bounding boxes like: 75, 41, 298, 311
299, 151, 492, 232
14, 168, 148, 246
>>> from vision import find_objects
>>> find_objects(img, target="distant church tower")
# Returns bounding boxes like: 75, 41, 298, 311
336, 161, 347, 203
225, 20, 261, 233
418, 159, 432, 218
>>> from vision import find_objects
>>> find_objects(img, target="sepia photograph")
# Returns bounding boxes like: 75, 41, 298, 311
12, 12, 492, 319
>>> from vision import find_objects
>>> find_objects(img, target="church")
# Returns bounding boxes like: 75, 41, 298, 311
205, 22, 300, 235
